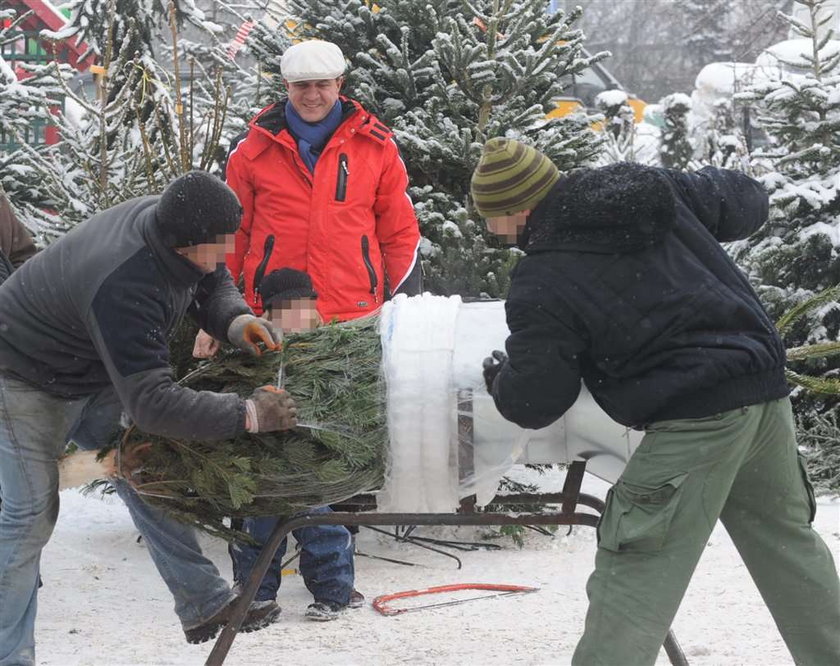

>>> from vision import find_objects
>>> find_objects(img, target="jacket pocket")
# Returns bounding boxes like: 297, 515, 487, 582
360, 235, 378, 303
796, 453, 817, 524
253, 234, 275, 298
335, 153, 349, 202
598, 472, 688, 553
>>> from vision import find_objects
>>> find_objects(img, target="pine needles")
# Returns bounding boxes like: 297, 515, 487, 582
121, 316, 386, 540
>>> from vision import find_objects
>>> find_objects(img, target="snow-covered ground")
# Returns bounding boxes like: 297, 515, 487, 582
38, 471, 839, 666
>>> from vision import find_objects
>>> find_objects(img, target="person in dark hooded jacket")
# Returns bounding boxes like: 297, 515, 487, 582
472, 138, 840, 665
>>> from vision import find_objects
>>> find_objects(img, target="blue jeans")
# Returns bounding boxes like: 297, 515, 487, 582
0, 376, 232, 666
229, 507, 354, 605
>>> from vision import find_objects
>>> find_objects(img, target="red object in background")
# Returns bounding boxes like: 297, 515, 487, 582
373, 583, 539, 616
4, 0, 94, 146
10, 0, 93, 70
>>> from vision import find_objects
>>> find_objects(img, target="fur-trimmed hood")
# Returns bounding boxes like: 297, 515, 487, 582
524, 162, 676, 254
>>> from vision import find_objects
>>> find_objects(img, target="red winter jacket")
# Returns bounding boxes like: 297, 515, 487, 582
225, 98, 421, 321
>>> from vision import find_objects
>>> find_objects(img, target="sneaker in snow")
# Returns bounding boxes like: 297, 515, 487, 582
305, 600, 344, 622
348, 589, 365, 609
183, 598, 281, 644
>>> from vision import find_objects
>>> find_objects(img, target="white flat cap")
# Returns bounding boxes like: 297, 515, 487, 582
281, 40, 346, 83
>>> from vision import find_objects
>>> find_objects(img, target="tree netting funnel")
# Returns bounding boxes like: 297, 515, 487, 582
376, 293, 642, 513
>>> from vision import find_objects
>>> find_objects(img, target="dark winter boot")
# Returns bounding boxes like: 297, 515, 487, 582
305, 600, 344, 622
184, 598, 282, 643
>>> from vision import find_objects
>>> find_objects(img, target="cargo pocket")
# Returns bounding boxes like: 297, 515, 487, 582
598, 472, 688, 553
796, 453, 817, 525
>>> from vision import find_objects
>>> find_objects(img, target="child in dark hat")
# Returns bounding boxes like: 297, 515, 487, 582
229, 267, 365, 622
259, 267, 322, 333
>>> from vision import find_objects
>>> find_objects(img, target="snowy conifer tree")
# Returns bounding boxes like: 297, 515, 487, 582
10, 0, 236, 236
737, 0, 840, 336
696, 97, 750, 170
736, 0, 840, 422
593, 89, 638, 164
216, 9, 291, 149
280, 0, 604, 296
0, 8, 74, 238
658, 92, 693, 169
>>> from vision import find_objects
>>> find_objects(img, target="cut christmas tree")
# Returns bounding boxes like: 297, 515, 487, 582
62, 291, 840, 537
116, 315, 386, 540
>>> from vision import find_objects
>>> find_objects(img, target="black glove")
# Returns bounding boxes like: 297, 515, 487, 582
482, 350, 508, 393
245, 386, 298, 432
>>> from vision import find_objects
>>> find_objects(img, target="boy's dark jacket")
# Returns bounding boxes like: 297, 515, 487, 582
491, 163, 789, 430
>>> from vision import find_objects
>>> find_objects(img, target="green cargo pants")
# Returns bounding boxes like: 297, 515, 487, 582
573, 397, 840, 665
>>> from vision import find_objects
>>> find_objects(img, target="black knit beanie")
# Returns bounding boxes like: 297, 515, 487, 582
260, 268, 318, 308
155, 171, 243, 247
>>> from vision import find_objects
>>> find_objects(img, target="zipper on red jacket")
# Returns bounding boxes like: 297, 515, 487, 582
360, 234, 379, 304
336, 153, 349, 201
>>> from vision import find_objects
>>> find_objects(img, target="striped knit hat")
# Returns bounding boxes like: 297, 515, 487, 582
470, 138, 560, 218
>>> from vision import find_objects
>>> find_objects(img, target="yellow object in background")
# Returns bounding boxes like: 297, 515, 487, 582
546, 97, 584, 120
627, 97, 647, 124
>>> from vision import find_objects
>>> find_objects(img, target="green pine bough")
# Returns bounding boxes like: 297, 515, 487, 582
118, 317, 386, 541
778, 285, 840, 395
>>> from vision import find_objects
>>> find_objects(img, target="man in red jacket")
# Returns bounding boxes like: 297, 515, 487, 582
223, 39, 421, 321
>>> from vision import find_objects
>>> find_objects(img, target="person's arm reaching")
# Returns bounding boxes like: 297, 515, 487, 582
489, 263, 587, 430
661, 166, 769, 242
88, 270, 290, 440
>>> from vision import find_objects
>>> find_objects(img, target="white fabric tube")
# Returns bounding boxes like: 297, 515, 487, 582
377, 294, 642, 513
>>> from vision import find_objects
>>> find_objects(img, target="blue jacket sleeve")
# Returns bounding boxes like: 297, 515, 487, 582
661, 166, 769, 242
492, 260, 586, 430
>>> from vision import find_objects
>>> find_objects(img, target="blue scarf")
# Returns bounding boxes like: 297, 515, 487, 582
285, 100, 343, 174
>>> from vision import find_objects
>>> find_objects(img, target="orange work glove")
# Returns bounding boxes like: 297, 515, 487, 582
245, 385, 298, 432
227, 314, 282, 356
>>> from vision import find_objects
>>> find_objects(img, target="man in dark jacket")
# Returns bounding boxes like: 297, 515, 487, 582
0, 188, 37, 284
472, 138, 840, 665
0, 172, 298, 665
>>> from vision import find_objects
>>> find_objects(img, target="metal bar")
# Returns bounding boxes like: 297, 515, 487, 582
664, 630, 689, 666
355, 551, 421, 567
561, 460, 586, 515
376, 588, 539, 615
457, 388, 476, 513
331, 491, 605, 514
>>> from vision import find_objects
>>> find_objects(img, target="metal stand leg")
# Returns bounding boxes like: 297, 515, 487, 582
206, 517, 298, 666
664, 630, 689, 666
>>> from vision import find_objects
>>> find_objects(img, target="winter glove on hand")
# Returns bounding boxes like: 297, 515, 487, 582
227, 314, 282, 356
482, 350, 508, 393
245, 386, 298, 433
